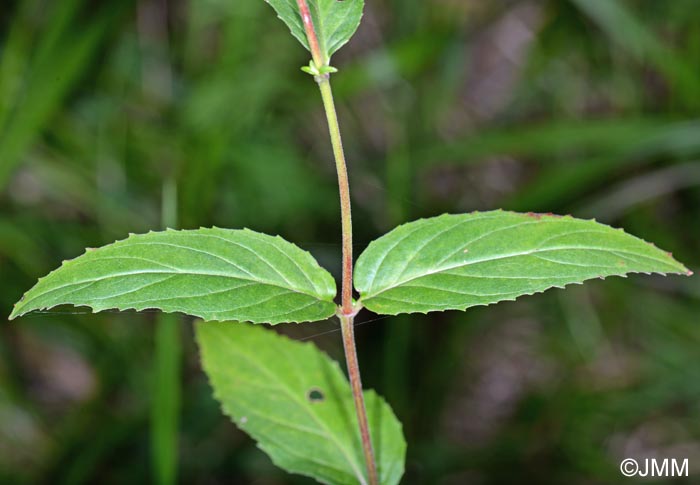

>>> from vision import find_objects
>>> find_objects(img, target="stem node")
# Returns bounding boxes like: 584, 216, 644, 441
297, 1, 378, 482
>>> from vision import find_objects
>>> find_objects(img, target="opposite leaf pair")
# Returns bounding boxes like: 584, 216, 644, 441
10, 210, 690, 324
9, 1, 692, 484
9, 210, 689, 485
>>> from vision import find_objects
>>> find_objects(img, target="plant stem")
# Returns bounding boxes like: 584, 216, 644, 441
339, 312, 378, 485
318, 78, 354, 315
322, 73, 380, 485
295, 2, 378, 482
320, 75, 379, 485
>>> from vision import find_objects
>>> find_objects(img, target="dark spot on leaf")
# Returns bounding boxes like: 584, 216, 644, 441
525, 211, 561, 220
307, 388, 324, 402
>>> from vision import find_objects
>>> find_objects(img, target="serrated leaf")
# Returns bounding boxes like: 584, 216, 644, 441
196, 322, 406, 485
10, 228, 337, 324
355, 211, 691, 316
264, 0, 364, 64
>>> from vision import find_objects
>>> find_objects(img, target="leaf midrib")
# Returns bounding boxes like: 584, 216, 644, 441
16, 268, 328, 314
153, 232, 328, 297
115, 232, 330, 298
361, 244, 678, 301
214, 379, 361, 479
356, 213, 505, 293
217, 331, 368, 485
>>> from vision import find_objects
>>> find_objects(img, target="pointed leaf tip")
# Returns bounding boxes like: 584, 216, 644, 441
197, 322, 406, 484
11, 227, 337, 324
355, 211, 689, 316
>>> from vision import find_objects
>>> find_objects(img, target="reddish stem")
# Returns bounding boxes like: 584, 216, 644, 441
296, 0, 325, 67
295, 1, 379, 483
340, 313, 379, 485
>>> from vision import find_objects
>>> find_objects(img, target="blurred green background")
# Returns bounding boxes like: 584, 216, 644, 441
1, 0, 699, 483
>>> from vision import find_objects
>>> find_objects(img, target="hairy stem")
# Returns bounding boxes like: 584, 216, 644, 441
321, 73, 379, 485
339, 312, 379, 485
318, 77, 354, 314
294, 1, 378, 481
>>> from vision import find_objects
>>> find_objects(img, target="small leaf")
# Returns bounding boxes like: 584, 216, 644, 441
264, 0, 364, 64
355, 211, 691, 316
10, 228, 337, 324
197, 322, 406, 485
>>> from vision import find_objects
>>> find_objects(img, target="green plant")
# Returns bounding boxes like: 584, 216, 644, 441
9, 1, 692, 484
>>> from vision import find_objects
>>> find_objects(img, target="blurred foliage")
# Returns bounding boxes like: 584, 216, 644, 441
1, 0, 698, 483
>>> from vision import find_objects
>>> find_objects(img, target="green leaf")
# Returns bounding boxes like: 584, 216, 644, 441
355, 211, 691, 316
196, 322, 406, 485
264, 0, 364, 63
10, 228, 337, 324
